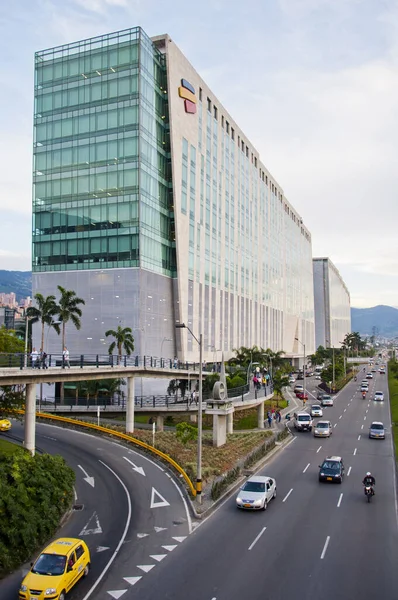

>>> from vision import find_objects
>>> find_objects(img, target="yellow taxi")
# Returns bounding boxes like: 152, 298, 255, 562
0, 418, 11, 431
19, 538, 90, 600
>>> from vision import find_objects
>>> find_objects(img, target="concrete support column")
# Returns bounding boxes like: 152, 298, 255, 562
257, 401, 265, 429
126, 377, 135, 434
24, 383, 36, 456
212, 414, 227, 447
227, 410, 234, 434
156, 414, 164, 432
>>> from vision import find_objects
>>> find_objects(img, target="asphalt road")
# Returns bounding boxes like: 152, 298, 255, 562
0, 421, 191, 600
133, 369, 398, 600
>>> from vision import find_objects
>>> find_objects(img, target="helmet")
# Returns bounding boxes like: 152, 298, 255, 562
366, 472, 371, 476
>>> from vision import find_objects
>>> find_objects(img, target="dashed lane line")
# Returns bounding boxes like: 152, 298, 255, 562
353, 448, 357, 456
316, 446, 322, 453
337, 493, 343, 508
248, 527, 267, 551
358, 435, 361, 441
347, 466, 352, 476
283, 488, 293, 503
320, 536, 331, 559
303, 463, 310, 473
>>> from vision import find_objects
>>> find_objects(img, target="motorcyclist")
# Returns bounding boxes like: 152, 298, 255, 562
362, 391, 366, 398
354, 376, 357, 381
363, 472, 375, 494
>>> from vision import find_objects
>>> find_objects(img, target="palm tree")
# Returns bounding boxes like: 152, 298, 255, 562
56, 286, 85, 350
105, 326, 135, 362
26, 293, 60, 351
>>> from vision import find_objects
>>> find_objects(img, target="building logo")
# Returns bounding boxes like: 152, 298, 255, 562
178, 79, 196, 114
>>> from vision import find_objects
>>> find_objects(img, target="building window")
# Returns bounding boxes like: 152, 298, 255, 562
199, 87, 202, 101
226, 121, 230, 134
241, 140, 244, 152
246, 146, 249, 157
207, 97, 211, 112
214, 105, 218, 120
254, 157, 257, 168
231, 127, 235, 140
221, 116, 224, 128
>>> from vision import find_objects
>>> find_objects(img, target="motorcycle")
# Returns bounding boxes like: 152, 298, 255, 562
354, 376, 357, 382
362, 392, 366, 399
364, 484, 374, 502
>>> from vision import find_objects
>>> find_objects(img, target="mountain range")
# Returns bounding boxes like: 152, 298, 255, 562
0, 270, 32, 301
1, 271, 397, 338
351, 305, 398, 338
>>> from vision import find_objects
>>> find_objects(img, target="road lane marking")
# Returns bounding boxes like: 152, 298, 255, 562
353, 448, 357, 455
364, 416, 367, 421
80, 511, 102, 536
361, 425, 364, 430
344, 409, 346, 413
347, 466, 352, 476
366, 409, 368, 414
320, 536, 331, 559
339, 415, 342, 420
282, 488, 293, 502
83, 461, 132, 600
303, 463, 310, 473
316, 446, 322, 453
333, 423, 337, 428
150, 487, 170, 509
358, 435, 361, 441
248, 527, 267, 551
337, 493, 343, 508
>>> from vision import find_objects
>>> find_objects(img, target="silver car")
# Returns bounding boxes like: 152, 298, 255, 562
311, 404, 323, 417
236, 476, 277, 510
314, 420, 332, 437
369, 421, 385, 439
374, 391, 384, 402
321, 395, 334, 406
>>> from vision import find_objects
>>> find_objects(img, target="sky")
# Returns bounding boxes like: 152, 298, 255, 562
1, 0, 397, 308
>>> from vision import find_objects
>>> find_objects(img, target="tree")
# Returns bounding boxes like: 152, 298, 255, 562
56, 286, 85, 350
105, 326, 135, 362
176, 422, 198, 444
26, 293, 60, 352
0, 385, 25, 416
0, 327, 25, 354
272, 371, 290, 400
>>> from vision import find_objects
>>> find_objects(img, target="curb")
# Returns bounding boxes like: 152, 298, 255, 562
186, 430, 295, 520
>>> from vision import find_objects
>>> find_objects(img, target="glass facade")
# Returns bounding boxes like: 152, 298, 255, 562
33, 27, 176, 276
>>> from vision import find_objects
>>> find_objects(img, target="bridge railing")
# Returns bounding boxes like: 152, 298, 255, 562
0, 352, 201, 372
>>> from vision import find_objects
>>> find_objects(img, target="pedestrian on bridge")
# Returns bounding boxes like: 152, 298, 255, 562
63, 347, 70, 368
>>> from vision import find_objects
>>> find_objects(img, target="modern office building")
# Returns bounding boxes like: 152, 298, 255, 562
32, 27, 315, 365
313, 257, 351, 350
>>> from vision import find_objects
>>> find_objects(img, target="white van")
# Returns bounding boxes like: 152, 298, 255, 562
293, 412, 313, 432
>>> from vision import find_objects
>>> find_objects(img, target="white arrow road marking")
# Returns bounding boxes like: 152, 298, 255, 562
96, 546, 110, 553
78, 465, 95, 488
137, 533, 149, 539
172, 536, 187, 543
162, 545, 177, 552
124, 577, 142, 586
79, 511, 102, 535
123, 457, 145, 476
150, 554, 167, 562
137, 565, 155, 573
154, 526, 167, 533
107, 591, 127, 599
150, 487, 170, 509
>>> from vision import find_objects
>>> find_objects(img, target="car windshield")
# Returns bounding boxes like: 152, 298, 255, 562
375, 392, 383, 396
323, 396, 331, 400
32, 553, 66, 576
298, 416, 310, 421
371, 424, 384, 430
242, 481, 265, 493
317, 423, 328, 428
312, 405, 320, 410
321, 461, 340, 471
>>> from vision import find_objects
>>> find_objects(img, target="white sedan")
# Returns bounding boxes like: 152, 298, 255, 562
236, 476, 276, 510
374, 391, 384, 402
314, 420, 332, 437
311, 404, 323, 417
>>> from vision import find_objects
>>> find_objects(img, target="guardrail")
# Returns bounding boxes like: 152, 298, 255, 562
0, 352, 201, 372
15, 409, 196, 497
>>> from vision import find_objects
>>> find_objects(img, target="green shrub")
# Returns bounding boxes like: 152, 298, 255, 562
211, 466, 241, 501
243, 438, 276, 469
175, 422, 198, 444
227, 375, 246, 389
277, 427, 290, 442
0, 449, 75, 575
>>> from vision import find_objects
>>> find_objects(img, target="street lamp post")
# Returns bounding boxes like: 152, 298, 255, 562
326, 340, 335, 392
295, 337, 306, 404
176, 322, 203, 503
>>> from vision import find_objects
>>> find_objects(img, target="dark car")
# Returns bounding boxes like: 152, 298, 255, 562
319, 456, 345, 483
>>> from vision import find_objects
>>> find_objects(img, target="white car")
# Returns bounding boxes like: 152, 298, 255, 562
311, 404, 323, 417
315, 375, 321, 380
374, 391, 384, 402
289, 377, 296, 384
314, 420, 332, 437
321, 395, 334, 407
236, 476, 277, 510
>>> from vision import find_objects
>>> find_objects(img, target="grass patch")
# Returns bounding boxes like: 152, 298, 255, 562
388, 364, 398, 461
0, 439, 22, 456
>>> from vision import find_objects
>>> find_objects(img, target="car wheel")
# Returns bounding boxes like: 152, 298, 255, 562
59, 591, 66, 600
273, 488, 277, 499
83, 563, 90, 577
262, 499, 268, 511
